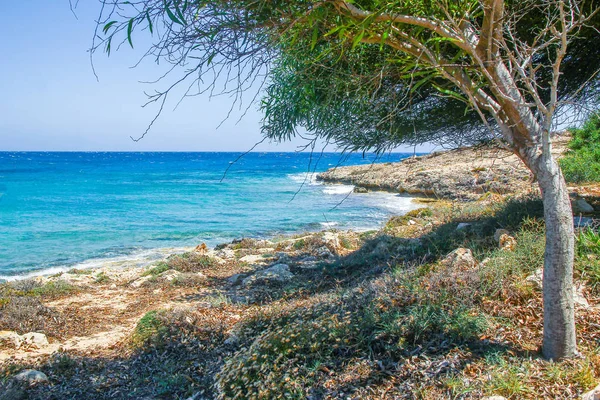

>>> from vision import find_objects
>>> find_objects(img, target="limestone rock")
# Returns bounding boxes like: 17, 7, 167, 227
494, 229, 510, 243
573, 198, 595, 213
239, 254, 266, 264
353, 186, 368, 193
242, 264, 293, 286
456, 223, 471, 231
315, 246, 334, 259
21, 332, 49, 349
499, 234, 517, 251
582, 383, 600, 400
13, 370, 48, 385
0, 331, 23, 349
526, 267, 589, 308
442, 248, 476, 270
216, 248, 235, 259
322, 232, 340, 250
159, 269, 182, 282
227, 274, 246, 286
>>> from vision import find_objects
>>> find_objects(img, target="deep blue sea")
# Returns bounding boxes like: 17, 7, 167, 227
0, 152, 420, 280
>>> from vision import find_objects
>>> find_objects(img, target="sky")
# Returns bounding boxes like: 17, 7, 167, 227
0, 2, 433, 153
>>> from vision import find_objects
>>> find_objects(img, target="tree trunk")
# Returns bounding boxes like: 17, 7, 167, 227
534, 150, 577, 360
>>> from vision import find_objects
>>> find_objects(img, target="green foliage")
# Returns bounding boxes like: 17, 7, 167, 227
144, 262, 170, 276
131, 311, 168, 348
560, 112, 600, 183
576, 227, 600, 295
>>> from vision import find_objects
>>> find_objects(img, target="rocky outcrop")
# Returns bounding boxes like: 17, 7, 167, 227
242, 264, 294, 286
0, 331, 49, 350
317, 135, 569, 200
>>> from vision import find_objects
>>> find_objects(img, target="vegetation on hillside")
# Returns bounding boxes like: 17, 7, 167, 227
3, 194, 599, 398
561, 111, 600, 183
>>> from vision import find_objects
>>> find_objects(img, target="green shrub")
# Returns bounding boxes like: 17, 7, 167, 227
131, 311, 168, 348
560, 112, 600, 183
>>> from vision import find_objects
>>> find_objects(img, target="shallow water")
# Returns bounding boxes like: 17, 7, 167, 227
0, 152, 420, 279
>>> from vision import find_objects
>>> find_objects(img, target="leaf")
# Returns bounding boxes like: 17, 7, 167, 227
127, 18, 134, 48
164, 1, 184, 25
146, 12, 153, 34
311, 25, 319, 50
352, 30, 365, 50
102, 21, 117, 34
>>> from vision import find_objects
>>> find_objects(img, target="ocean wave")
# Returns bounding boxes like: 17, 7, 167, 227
287, 172, 321, 185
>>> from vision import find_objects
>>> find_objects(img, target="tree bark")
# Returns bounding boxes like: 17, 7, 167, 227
534, 149, 577, 360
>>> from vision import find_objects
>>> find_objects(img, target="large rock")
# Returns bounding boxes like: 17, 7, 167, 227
582, 383, 600, 400
21, 332, 49, 349
0, 331, 23, 349
441, 248, 476, 270
526, 267, 589, 308
13, 370, 48, 385
573, 197, 595, 213
242, 264, 293, 286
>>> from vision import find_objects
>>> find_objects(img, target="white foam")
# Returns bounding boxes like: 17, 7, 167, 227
287, 172, 321, 185
320, 222, 339, 228
322, 185, 355, 195
0, 246, 194, 282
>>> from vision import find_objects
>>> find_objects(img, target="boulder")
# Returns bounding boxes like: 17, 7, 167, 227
242, 264, 293, 286
13, 370, 48, 385
21, 332, 49, 349
494, 229, 510, 243
498, 234, 517, 251
582, 383, 600, 400
441, 248, 476, 271
526, 267, 589, 308
353, 186, 368, 193
194, 243, 208, 254
227, 274, 246, 286
0, 331, 23, 349
573, 198, 595, 213
315, 246, 334, 259
216, 248, 236, 259
575, 216, 595, 228
322, 232, 340, 250
239, 254, 266, 264
456, 223, 472, 231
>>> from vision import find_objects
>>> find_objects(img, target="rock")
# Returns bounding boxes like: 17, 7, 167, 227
21, 332, 49, 349
216, 248, 235, 259
227, 274, 246, 286
194, 243, 208, 254
574, 216, 594, 228
441, 248, 476, 270
408, 219, 417, 225
239, 254, 266, 264
526, 267, 589, 308
322, 232, 340, 250
498, 234, 517, 251
494, 229, 510, 243
223, 334, 240, 346
315, 246, 334, 259
13, 370, 48, 385
573, 198, 595, 213
242, 264, 293, 286
353, 186, 368, 193
582, 383, 600, 400
456, 222, 471, 231
276, 252, 290, 263
159, 269, 182, 282
130, 275, 153, 288
0, 331, 23, 349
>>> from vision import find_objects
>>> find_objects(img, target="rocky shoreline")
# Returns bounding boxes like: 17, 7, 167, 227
317, 135, 570, 201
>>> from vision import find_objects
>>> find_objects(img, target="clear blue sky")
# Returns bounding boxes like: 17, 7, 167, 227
0, 2, 433, 152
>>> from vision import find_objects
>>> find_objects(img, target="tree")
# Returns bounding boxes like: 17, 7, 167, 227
95, 0, 600, 360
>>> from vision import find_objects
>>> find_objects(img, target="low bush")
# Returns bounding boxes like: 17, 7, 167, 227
560, 111, 600, 183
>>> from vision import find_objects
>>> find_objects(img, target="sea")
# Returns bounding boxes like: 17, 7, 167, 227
0, 151, 421, 281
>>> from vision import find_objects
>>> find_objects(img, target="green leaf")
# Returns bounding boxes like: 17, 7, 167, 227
164, 1, 184, 25
127, 18, 134, 48
102, 21, 117, 34
146, 12, 153, 34
352, 30, 365, 50
311, 25, 319, 50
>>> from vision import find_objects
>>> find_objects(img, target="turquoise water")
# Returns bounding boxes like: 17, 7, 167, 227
0, 152, 419, 280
